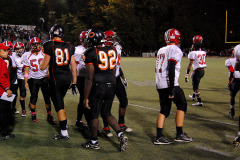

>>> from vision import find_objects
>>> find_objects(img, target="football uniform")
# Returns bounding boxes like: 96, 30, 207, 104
21, 51, 50, 106
42, 40, 75, 112
188, 50, 207, 90
84, 45, 117, 120
155, 45, 187, 117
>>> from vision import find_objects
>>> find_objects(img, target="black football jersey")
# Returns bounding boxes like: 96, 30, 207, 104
43, 40, 75, 85
84, 45, 116, 84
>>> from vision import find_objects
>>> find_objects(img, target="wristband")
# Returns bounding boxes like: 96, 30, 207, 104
24, 74, 29, 78
185, 74, 189, 77
4, 87, 9, 91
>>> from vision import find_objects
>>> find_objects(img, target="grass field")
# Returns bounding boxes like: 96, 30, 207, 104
1, 56, 240, 160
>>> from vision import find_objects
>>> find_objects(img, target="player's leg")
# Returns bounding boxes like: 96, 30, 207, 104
28, 79, 39, 122
192, 70, 204, 106
51, 84, 69, 140
173, 86, 193, 143
10, 83, 19, 114
18, 79, 26, 117
154, 88, 172, 145
75, 76, 88, 129
233, 115, 240, 147
229, 79, 239, 119
40, 77, 55, 124
115, 76, 132, 132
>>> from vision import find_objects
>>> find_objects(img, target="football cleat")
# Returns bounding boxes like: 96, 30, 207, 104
233, 136, 240, 147
3, 133, 15, 140
189, 95, 195, 101
15, 109, 19, 114
119, 134, 128, 152
229, 108, 235, 119
174, 133, 193, 142
32, 114, 38, 122
81, 141, 100, 150
192, 102, 203, 106
22, 110, 26, 117
103, 127, 113, 138
75, 121, 90, 130
119, 124, 133, 133
53, 134, 69, 141
154, 136, 172, 145
47, 114, 56, 124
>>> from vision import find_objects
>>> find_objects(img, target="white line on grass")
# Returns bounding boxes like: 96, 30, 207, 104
195, 145, 232, 157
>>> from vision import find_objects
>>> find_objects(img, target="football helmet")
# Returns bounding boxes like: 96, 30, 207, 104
14, 42, 25, 56
164, 29, 181, 45
79, 31, 87, 43
193, 35, 203, 44
29, 37, 42, 52
3, 41, 13, 49
86, 29, 105, 47
49, 24, 64, 40
104, 30, 117, 45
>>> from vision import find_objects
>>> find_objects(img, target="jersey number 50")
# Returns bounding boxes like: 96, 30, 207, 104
55, 48, 69, 66
98, 50, 116, 70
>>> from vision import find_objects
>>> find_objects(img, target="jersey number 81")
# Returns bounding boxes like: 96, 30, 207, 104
55, 48, 69, 66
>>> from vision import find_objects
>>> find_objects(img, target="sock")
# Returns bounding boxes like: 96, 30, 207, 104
61, 130, 68, 136
31, 109, 36, 113
176, 127, 183, 136
118, 115, 125, 124
90, 137, 98, 144
230, 105, 234, 108
192, 92, 196, 99
59, 119, 67, 130
197, 97, 202, 103
20, 100, 25, 110
157, 128, 163, 138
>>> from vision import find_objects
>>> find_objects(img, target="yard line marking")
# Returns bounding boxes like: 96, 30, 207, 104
113, 101, 238, 127
195, 145, 232, 157
225, 135, 235, 139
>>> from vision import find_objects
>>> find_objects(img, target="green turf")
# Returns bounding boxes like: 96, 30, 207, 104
1, 57, 240, 160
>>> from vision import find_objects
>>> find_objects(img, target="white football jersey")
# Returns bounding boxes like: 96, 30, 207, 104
155, 45, 183, 89
114, 42, 122, 77
234, 44, 240, 60
12, 52, 24, 80
225, 58, 240, 78
188, 50, 207, 70
74, 45, 86, 77
9, 54, 18, 84
21, 51, 48, 79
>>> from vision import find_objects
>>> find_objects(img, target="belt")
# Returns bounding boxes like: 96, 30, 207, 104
195, 68, 204, 70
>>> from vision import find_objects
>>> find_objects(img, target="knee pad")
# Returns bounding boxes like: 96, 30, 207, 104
177, 102, 187, 113
160, 106, 171, 118
119, 99, 128, 108
30, 95, 38, 105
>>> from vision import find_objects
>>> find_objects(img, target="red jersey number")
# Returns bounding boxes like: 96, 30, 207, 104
198, 54, 206, 65
30, 58, 43, 72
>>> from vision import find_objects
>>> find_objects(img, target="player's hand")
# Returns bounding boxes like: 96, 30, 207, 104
69, 84, 77, 95
185, 74, 189, 82
169, 88, 175, 99
228, 82, 232, 91
123, 78, 128, 88
25, 83, 29, 91
84, 99, 90, 110
6, 90, 12, 97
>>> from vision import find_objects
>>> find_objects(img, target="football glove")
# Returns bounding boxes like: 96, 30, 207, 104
185, 74, 189, 82
123, 78, 128, 88
169, 88, 175, 98
69, 84, 77, 95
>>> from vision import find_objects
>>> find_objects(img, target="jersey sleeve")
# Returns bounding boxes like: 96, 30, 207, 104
225, 59, 231, 68
42, 41, 53, 57
84, 48, 96, 64
21, 53, 29, 67
188, 51, 195, 60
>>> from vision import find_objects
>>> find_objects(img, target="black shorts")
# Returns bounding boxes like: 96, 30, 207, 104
192, 69, 204, 90
157, 86, 187, 117
28, 77, 51, 105
115, 76, 128, 108
230, 79, 240, 97
88, 83, 115, 120
49, 82, 70, 112
18, 79, 26, 98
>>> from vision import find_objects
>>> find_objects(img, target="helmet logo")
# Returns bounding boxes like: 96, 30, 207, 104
89, 32, 95, 38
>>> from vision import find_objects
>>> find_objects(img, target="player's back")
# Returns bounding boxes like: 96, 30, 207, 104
43, 40, 75, 85
84, 45, 116, 84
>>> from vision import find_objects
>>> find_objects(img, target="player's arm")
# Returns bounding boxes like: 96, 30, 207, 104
70, 55, 77, 84
168, 60, 176, 99
0, 61, 12, 97
84, 63, 94, 109
185, 59, 193, 82
24, 66, 30, 90
119, 67, 128, 88
40, 54, 50, 70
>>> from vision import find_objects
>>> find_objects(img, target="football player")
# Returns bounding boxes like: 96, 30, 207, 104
154, 28, 193, 145
185, 35, 207, 106
3, 41, 18, 114
232, 44, 240, 147
81, 29, 128, 151
21, 37, 55, 123
101, 30, 131, 138
40, 24, 77, 140
0, 43, 15, 139
74, 30, 90, 130
12, 42, 27, 116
